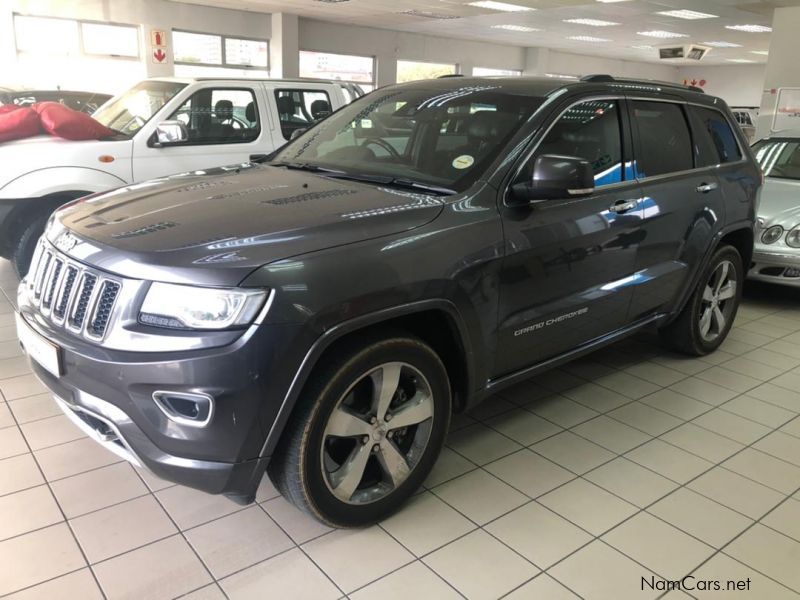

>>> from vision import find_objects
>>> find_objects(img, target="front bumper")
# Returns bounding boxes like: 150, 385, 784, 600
748, 247, 800, 288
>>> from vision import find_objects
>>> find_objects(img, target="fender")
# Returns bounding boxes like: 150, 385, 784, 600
258, 298, 475, 459
0, 166, 128, 200
665, 219, 755, 324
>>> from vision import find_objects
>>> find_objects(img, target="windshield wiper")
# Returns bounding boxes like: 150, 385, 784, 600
270, 163, 455, 196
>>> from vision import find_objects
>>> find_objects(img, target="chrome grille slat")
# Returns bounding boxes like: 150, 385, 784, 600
28, 240, 121, 341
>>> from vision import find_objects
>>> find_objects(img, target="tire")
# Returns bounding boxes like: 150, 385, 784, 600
660, 244, 743, 356
268, 333, 451, 527
10, 214, 48, 280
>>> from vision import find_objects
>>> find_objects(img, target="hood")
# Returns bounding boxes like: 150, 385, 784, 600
50, 164, 446, 286
0, 135, 131, 192
759, 177, 800, 228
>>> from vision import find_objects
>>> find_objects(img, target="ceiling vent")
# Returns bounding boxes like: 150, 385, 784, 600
658, 44, 712, 61
399, 10, 461, 19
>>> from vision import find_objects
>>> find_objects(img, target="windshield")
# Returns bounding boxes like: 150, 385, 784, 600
271, 85, 542, 192
752, 139, 800, 181
93, 80, 187, 136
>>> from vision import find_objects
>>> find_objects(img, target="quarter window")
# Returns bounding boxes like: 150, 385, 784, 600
536, 100, 625, 187
169, 88, 260, 144
275, 89, 332, 140
631, 101, 693, 178
689, 106, 742, 167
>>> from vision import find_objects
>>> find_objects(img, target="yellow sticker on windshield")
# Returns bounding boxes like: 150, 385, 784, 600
452, 155, 475, 170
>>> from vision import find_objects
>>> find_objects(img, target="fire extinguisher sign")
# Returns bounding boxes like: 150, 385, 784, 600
151, 30, 167, 47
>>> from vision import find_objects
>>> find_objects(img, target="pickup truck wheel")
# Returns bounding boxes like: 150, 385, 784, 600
10, 215, 48, 280
660, 244, 743, 356
268, 335, 451, 527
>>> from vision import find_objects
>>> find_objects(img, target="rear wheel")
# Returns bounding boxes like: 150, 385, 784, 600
660, 244, 743, 356
268, 334, 451, 527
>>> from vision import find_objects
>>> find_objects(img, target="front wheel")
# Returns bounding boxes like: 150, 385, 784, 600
268, 335, 451, 527
10, 214, 48, 280
660, 244, 743, 356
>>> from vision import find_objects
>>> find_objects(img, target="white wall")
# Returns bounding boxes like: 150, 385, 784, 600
547, 50, 678, 81
677, 64, 766, 107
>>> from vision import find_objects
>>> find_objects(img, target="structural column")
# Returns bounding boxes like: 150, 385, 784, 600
756, 6, 800, 139
523, 47, 549, 77
270, 12, 299, 79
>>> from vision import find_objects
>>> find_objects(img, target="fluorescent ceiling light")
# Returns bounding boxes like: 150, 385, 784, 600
568, 35, 611, 42
751, 50, 769, 55
596, 0, 631, 3
703, 41, 742, 48
468, 1, 533, 11
630, 44, 653, 50
564, 18, 619, 27
725, 24, 771, 33
637, 30, 688, 39
545, 73, 579, 78
727, 58, 755, 63
656, 9, 717, 20
492, 24, 540, 32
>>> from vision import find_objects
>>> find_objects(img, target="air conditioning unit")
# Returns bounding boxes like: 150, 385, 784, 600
658, 44, 711, 61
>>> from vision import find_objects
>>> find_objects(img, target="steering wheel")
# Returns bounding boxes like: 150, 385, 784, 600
360, 138, 400, 158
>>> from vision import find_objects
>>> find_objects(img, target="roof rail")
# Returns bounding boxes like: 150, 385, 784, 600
579, 74, 705, 94
438, 73, 464, 78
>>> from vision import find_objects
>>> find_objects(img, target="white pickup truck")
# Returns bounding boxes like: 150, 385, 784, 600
0, 76, 362, 276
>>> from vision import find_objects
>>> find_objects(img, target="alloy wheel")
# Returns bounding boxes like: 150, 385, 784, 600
320, 362, 434, 505
698, 259, 737, 343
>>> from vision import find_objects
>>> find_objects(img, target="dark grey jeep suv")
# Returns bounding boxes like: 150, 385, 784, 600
16, 75, 759, 527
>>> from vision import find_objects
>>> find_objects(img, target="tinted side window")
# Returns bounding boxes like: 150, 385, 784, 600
275, 89, 332, 140
632, 101, 692, 178
536, 100, 625, 187
169, 88, 260, 145
689, 106, 742, 166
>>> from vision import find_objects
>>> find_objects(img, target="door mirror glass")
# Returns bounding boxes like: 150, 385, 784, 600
154, 120, 188, 146
510, 154, 595, 204
290, 127, 308, 140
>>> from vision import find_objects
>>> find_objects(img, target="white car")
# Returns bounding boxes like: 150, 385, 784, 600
749, 130, 800, 287
0, 76, 361, 276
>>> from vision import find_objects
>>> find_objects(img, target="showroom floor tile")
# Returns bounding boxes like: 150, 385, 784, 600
3, 260, 800, 599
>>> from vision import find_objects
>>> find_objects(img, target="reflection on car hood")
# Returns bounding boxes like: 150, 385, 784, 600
50, 164, 446, 286
759, 178, 800, 227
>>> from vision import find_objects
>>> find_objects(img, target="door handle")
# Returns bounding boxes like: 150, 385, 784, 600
249, 153, 268, 163
696, 182, 718, 193
608, 199, 638, 214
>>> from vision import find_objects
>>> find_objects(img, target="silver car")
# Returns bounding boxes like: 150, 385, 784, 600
750, 131, 800, 287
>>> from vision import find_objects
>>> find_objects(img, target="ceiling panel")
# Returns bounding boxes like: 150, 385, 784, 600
171, 0, 783, 65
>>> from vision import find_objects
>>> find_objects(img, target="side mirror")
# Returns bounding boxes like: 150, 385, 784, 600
509, 154, 595, 206
290, 127, 308, 140
152, 120, 188, 147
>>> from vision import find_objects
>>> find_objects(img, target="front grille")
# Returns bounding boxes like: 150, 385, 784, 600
26, 239, 122, 341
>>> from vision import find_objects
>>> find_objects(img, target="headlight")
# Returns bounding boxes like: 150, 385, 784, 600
140, 282, 267, 330
761, 225, 784, 245
787, 226, 800, 249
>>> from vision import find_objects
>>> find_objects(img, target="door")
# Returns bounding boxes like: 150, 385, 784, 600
132, 84, 269, 181
495, 98, 645, 376
626, 99, 728, 320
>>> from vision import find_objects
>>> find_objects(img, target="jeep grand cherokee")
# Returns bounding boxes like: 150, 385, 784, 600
16, 75, 759, 527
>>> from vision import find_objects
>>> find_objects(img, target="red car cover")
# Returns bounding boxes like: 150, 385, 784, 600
0, 106, 41, 143
0, 104, 22, 115
33, 102, 115, 141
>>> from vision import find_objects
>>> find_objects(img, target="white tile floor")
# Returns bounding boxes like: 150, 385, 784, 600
2, 257, 800, 599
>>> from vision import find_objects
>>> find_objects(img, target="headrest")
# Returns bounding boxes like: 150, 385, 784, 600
245, 102, 256, 122
276, 95, 295, 115
214, 100, 233, 118
310, 99, 331, 120
467, 111, 506, 142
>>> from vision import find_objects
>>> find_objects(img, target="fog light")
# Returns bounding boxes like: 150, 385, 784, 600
152, 391, 214, 427
785, 267, 800, 278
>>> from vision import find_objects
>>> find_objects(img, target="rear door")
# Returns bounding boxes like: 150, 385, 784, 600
132, 82, 269, 181
495, 97, 645, 376
626, 97, 727, 319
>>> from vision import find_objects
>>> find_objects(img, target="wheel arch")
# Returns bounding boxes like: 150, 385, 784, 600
259, 299, 475, 460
